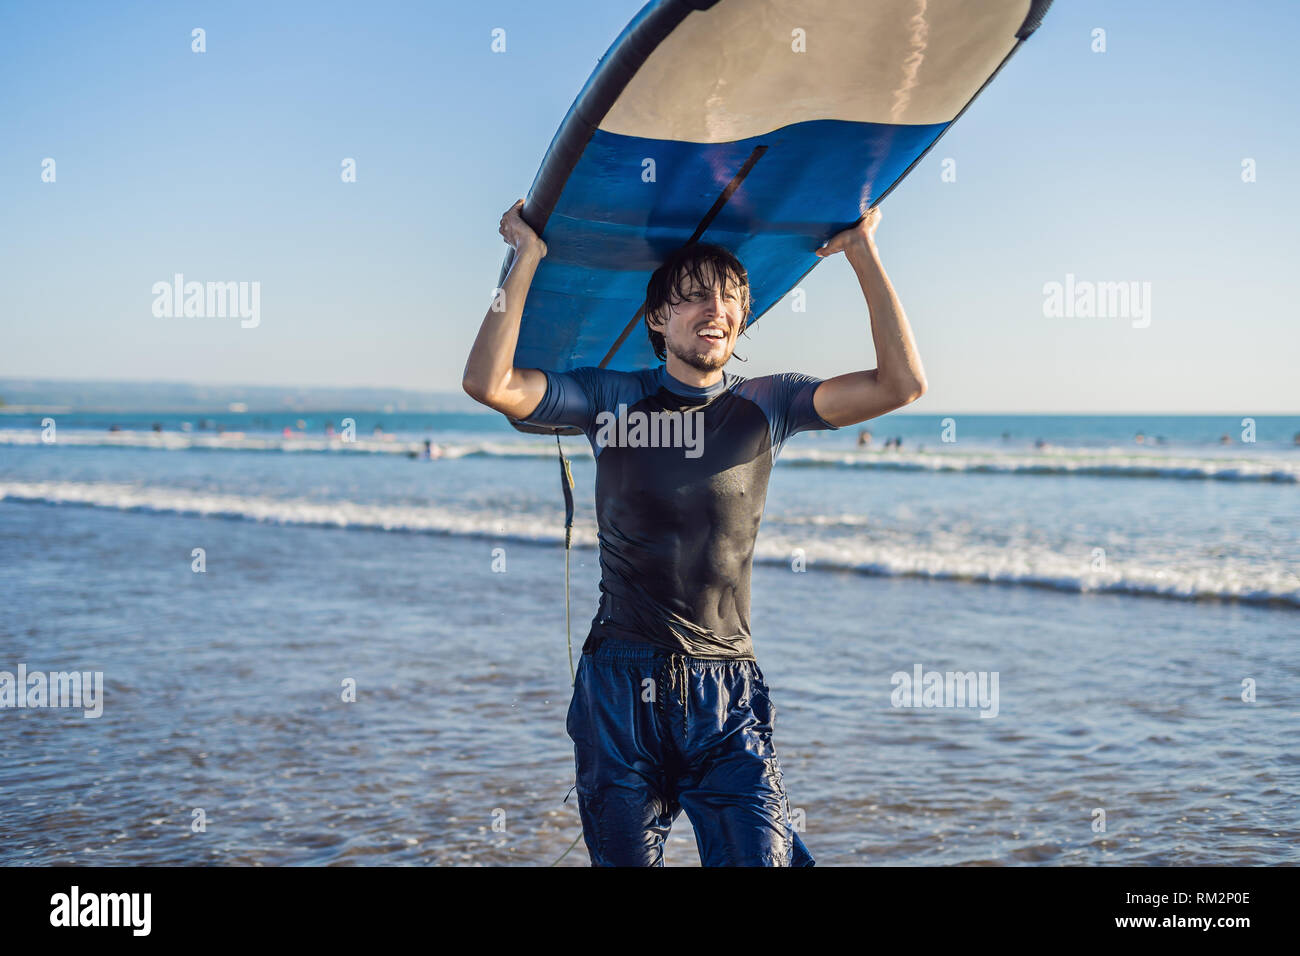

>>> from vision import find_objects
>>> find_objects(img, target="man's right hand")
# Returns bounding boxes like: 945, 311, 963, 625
462, 200, 551, 421
500, 199, 547, 259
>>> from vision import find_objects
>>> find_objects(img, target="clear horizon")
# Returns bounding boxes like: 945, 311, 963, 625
2, 374, 1296, 419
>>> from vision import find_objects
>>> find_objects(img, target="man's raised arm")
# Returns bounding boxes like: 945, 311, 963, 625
461, 199, 550, 420
810, 207, 928, 428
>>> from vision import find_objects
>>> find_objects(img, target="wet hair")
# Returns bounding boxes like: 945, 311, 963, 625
644, 243, 752, 361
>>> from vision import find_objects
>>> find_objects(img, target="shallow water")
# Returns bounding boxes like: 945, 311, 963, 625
2, 494, 1296, 865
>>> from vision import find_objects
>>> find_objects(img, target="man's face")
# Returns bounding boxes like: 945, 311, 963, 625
657, 264, 747, 372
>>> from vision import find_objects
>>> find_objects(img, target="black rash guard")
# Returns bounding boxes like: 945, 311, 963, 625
521, 364, 838, 659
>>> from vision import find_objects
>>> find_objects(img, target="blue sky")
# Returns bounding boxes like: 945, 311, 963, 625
2, 0, 1296, 413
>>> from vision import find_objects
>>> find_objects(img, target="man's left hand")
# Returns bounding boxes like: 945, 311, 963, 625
815, 207, 881, 258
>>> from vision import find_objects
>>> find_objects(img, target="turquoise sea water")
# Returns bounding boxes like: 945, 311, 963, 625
1, 409, 1297, 864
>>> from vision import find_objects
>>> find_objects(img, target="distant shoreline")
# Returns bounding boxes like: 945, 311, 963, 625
1, 377, 1296, 418
0, 377, 482, 415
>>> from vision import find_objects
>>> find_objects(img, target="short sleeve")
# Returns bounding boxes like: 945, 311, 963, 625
517, 368, 601, 433
776, 372, 838, 437
738, 372, 838, 459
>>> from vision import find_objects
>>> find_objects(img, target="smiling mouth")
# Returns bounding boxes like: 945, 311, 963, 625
697, 328, 727, 342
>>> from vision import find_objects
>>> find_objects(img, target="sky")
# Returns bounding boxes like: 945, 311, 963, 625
1, 0, 1297, 413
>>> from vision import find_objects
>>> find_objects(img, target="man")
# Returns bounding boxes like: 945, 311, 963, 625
463, 198, 926, 866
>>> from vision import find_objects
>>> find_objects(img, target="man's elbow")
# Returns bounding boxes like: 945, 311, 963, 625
462, 372, 494, 407
890, 377, 927, 406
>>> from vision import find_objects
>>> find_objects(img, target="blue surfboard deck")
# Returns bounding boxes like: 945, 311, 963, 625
500, 0, 1052, 434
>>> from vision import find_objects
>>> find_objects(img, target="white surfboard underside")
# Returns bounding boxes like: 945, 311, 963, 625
599, 0, 1030, 141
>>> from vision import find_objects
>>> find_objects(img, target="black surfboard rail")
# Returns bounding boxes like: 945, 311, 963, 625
498, 0, 713, 437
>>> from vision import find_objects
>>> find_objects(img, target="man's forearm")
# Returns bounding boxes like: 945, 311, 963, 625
463, 244, 543, 398
845, 241, 927, 396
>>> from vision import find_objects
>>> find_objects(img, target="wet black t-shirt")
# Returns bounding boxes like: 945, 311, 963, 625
522, 364, 837, 659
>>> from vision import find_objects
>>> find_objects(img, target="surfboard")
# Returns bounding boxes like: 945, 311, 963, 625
500, 0, 1053, 434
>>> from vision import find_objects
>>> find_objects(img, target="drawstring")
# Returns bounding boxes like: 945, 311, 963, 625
656, 653, 689, 747
655, 657, 670, 730
676, 655, 688, 745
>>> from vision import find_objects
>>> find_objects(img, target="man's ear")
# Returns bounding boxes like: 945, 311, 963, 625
645, 306, 664, 332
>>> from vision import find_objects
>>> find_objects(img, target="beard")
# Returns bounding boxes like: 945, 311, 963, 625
666, 332, 729, 372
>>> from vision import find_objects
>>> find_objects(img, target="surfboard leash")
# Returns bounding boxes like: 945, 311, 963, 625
557, 434, 576, 683
548, 433, 585, 866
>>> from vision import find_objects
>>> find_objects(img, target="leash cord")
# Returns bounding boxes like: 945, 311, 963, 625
547, 433, 583, 866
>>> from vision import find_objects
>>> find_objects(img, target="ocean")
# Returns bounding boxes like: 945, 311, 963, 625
1, 408, 1297, 865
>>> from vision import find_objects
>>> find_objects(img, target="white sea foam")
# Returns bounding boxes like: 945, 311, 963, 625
3, 480, 1295, 608
754, 532, 1300, 608
2, 429, 1297, 481
777, 446, 1300, 482
0, 479, 574, 543
0, 428, 563, 460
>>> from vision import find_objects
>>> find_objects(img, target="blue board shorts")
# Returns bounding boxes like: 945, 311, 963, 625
566, 636, 814, 867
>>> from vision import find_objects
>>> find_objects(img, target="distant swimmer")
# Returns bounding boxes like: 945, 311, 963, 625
1135, 431, 1145, 444
1293, 431, 1300, 446
1034, 438, 1047, 449
1220, 434, 1232, 445
857, 428, 872, 447
409, 439, 443, 460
